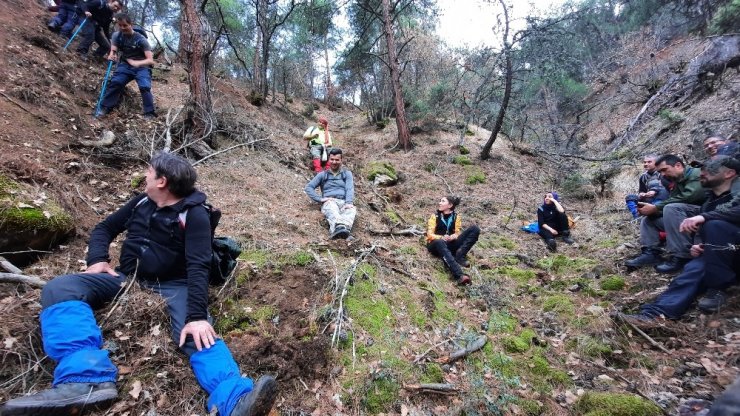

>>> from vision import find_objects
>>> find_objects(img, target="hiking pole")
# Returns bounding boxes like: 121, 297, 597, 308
95, 60, 113, 116
63, 17, 87, 51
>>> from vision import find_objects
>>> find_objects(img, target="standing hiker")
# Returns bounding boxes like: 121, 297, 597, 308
95, 13, 156, 118
303, 116, 333, 173
77, 0, 121, 59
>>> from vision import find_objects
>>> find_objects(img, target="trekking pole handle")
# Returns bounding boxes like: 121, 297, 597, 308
63, 17, 88, 51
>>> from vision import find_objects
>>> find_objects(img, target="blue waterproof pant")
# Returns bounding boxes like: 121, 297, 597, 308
40, 272, 253, 415
100, 62, 155, 114
640, 220, 739, 318
76, 21, 110, 56
49, 3, 80, 38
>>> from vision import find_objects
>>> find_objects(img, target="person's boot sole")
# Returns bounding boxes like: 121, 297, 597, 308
1, 388, 117, 416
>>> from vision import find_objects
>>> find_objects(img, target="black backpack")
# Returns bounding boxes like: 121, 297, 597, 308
134, 196, 241, 285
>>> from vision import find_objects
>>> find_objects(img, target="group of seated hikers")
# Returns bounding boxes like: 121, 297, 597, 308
617, 134, 739, 324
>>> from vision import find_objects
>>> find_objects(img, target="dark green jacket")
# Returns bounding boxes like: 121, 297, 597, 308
654, 166, 706, 214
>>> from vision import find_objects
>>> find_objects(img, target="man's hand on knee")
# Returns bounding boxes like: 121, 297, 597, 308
83, 261, 118, 276
179, 320, 217, 351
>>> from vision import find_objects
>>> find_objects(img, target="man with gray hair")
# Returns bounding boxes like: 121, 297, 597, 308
1, 152, 277, 416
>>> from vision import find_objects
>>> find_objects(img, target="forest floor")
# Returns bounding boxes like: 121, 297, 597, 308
0, 1, 739, 415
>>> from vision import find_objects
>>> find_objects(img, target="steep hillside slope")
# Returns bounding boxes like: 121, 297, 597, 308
1, 2, 738, 416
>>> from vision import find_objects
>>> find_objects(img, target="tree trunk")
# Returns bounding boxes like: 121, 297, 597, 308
179, 0, 214, 156
324, 38, 332, 102
480, 0, 511, 160
253, 21, 261, 92
381, 0, 411, 151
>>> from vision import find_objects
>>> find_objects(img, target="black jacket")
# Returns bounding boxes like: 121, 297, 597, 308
86, 191, 211, 322
81, 0, 114, 26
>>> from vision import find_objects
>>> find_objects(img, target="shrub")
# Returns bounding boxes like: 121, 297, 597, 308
709, 0, 740, 34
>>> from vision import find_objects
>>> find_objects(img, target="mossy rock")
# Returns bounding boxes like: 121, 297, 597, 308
574, 392, 662, 416
600, 276, 625, 291
0, 175, 75, 265
366, 161, 398, 185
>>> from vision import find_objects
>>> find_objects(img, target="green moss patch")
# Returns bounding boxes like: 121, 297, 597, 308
537, 254, 597, 275
502, 335, 530, 353
487, 311, 517, 334
366, 161, 398, 182
362, 377, 399, 414
542, 294, 575, 316
420, 363, 445, 383
282, 250, 315, 266
494, 266, 536, 283
240, 249, 269, 268
465, 166, 486, 185
478, 235, 517, 250
452, 155, 473, 165
345, 278, 395, 337
600, 276, 625, 291
568, 336, 613, 358
574, 392, 662, 416
214, 301, 278, 334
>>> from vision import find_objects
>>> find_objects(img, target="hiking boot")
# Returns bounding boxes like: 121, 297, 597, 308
545, 239, 557, 252
94, 107, 109, 118
142, 112, 157, 120
47, 23, 60, 33
0, 382, 117, 416
330, 225, 350, 240
458, 275, 471, 286
562, 235, 575, 245
455, 256, 470, 268
625, 249, 661, 268
654, 257, 690, 274
612, 312, 661, 329
230, 375, 277, 416
697, 289, 728, 313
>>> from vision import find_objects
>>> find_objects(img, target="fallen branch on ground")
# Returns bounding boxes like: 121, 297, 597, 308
437, 335, 487, 364
0, 273, 46, 287
0, 256, 23, 274
413, 337, 454, 364
403, 383, 459, 395
329, 245, 378, 347
0, 91, 50, 122
619, 317, 671, 354
368, 226, 424, 237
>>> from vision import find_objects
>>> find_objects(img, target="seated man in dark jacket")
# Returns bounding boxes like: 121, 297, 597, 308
617, 155, 740, 325
1, 152, 277, 416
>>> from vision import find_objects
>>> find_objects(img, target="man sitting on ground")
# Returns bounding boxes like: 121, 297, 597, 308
304, 148, 356, 239
625, 154, 706, 273
0, 152, 277, 416
617, 155, 739, 325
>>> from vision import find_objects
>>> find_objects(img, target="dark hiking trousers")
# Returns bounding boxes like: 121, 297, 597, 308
427, 225, 480, 280
100, 62, 155, 114
537, 211, 570, 241
640, 220, 739, 319
77, 21, 110, 56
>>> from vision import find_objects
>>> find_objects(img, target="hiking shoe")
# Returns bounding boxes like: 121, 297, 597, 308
654, 257, 690, 274
230, 375, 277, 416
458, 275, 471, 286
142, 112, 157, 120
625, 251, 661, 268
0, 382, 117, 416
94, 107, 109, 118
612, 312, 661, 329
545, 239, 557, 252
47, 23, 60, 33
562, 235, 575, 245
697, 289, 728, 313
330, 225, 350, 240
455, 256, 470, 268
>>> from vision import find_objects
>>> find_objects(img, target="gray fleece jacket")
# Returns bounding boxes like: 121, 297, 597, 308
305, 168, 355, 204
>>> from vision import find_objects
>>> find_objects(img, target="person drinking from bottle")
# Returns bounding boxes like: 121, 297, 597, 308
95, 13, 156, 119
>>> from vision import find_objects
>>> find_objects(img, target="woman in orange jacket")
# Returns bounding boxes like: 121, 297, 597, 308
426, 196, 480, 285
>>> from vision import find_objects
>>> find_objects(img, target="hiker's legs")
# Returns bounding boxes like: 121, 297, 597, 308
49, 3, 72, 30
60, 7, 80, 38
555, 211, 571, 236
663, 203, 700, 259
448, 225, 480, 260
321, 199, 343, 233
133, 66, 155, 114
144, 279, 255, 416
309, 145, 323, 173
92, 26, 111, 57
76, 21, 98, 54
100, 64, 136, 111
337, 203, 357, 230
537, 226, 556, 241
701, 220, 740, 290
640, 257, 704, 319
639, 215, 664, 249
427, 239, 464, 280
40, 272, 126, 384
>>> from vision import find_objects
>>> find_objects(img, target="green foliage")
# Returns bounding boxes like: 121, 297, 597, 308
528, 354, 571, 390
459, 145, 470, 154
465, 166, 486, 185
494, 266, 536, 283
366, 161, 398, 181
362, 377, 399, 413
240, 249, 269, 268
600, 276, 625, 291
487, 311, 517, 334
516, 398, 544, 415
537, 254, 597, 275
420, 363, 445, 383
502, 335, 530, 353
345, 278, 395, 337
709, 0, 740, 34
658, 108, 684, 125
542, 295, 575, 316
478, 235, 517, 250
561, 173, 592, 199
284, 251, 315, 267
395, 245, 418, 255
130, 173, 144, 188
568, 335, 613, 358
574, 392, 663, 416
452, 155, 473, 166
